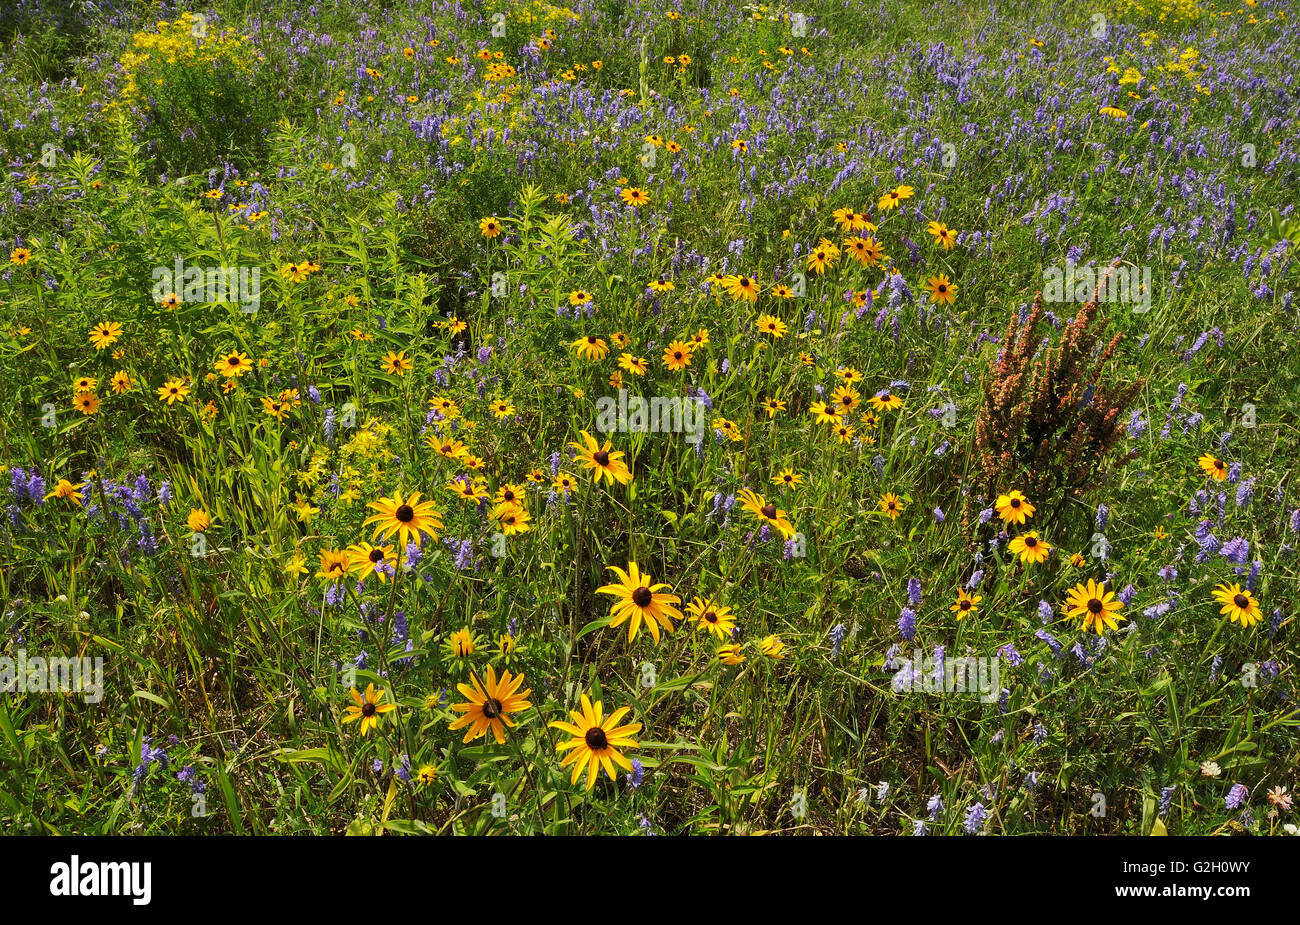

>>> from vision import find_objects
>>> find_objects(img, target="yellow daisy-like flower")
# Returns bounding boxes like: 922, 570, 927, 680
722, 274, 761, 303
381, 350, 413, 376
110, 371, 133, 394
618, 353, 648, 376
755, 314, 787, 338
772, 468, 803, 489
717, 643, 745, 666
9, 247, 33, 265
736, 487, 797, 539
570, 334, 609, 361
44, 478, 86, 506
879, 492, 905, 520
72, 391, 100, 416
995, 490, 1035, 525
662, 340, 693, 371
186, 509, 210, 532
868, 389, 904, 411
569, 430, 633, 485
1197, 453, 1228, 480
619, 187, 650, 208
214, 351, 252, 378
363, 490, 443, 548
1008, 531, 1052, 564
448, 665, 532, 744
877, 184, 914, 211
549, 693, 642, 790
479, 216, 502, 238
89, 321, 122, 350
1211, 582, 1262, 628
494, 501, 531, 535
341, 683, 396, 736
347, 542, 397, 581
447, 627, 476, 658
686, 597, 736, 639
1064, 579, 1125, 635
925, 274, 957, 305
157, 378, 190, 405
759, 634, 786, 659
596, 561, 683, 644
926, 221, 957, 250
950, 589, 982, 620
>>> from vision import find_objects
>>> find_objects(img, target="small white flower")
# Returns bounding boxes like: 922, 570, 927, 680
1200, 761, 1222, 778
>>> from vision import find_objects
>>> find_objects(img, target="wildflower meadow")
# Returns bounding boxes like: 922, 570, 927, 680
2, 0, 1298, 854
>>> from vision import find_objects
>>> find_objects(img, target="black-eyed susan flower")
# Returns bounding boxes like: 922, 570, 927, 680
596, 561, 682, 644
831, 384, 860, 413
342, 683, 396, 736
686, 597, 736, 639
950, 589, 981, 620
662, 340, 693, 371
879, 492, 905, 520
447, 627, 476, 658
553, 472, 578, 494
9, 247, 32, 265
1064, 579, 1125, 635
570, 430, 633, 485
89, 321, 122, 350
348, 542, 397, 581
549, 693, 641, 790
760, 397, 786, 418
925, 274, 957, 305
570, 334, 609, 361
717, 644, 745, 665
316, 548, 350, 581
73, 391, 100, 416
1008, 531, 1051, 564
1211, 582, 1262, 627
868, 389, 903, 411
806, 238, 839, 274
618, 353, 648, 376
619, 187, 650, 208
479, 216, 502, 238
73, 375, 97, 393
877, 184, 914, 211
157, 378, 190, 405
363, 490, 442, 548
755, 313, 787, 338
737, 487, 796, 538
809, 401, 840, 425
110, 371, 132, 394
926, 221, 957, 249
995, 490, 1035, 525
381, 350, 413, 376
448, 665, 532, 744
722, 274, 761, 302
494, 501, 531, 535
1198, 453, 1228, 480
214, 350, 252, 378
44, 478, 86, 505
772, 468, 803, 490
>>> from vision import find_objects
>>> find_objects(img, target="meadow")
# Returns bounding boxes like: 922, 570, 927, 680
0, 0, 1297, 836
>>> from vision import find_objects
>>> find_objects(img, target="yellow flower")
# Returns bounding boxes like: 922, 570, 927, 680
1008, 531, 1052, 564
1064, 579, 1125, 635
448, 665, 532, 744
186, 509, 210, 532
89, 321, 123, 350
341, 683, 396, 736
879, 492, 905, 520
1211, 582, 1262, 628
44, 478, 87, 505
596, 561, 682, 644
549, 693, 641, 790
994, 490, 1035, 525
759, 634, 786, 659
447, 627, 476, 658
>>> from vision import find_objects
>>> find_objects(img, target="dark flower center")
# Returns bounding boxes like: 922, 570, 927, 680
761, 503, 777, 519
960, 600, 971, 610
369, 548, 385, 563
362, 702, 376, 716
1024, 537, 1038, 548
1011, 498, 1021, 508
1233, 594, 1249, 609
594, 451, 610, 465
1087, 598, 1103, 614
228, 356, 240, 365
482, 698, 503, 719
704, 611, 717, 623
674, 351, 683, 360
396, 504, 415, 522
938, 284, 947, 293
880, 392, 891, 401
588, 336, 597, 344
632, 586, 653, 608
585, 727, 608, 750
